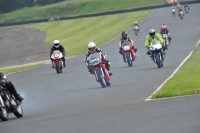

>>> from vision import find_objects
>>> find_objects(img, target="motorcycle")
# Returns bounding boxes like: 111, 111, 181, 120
162, 34, 169, 50
121, 41, 136, 67
88, 53, 111, 88
51, 50, 63, 74
172, 9, 176, 17
0, 84, 23, 121
185, 7, 189, 13
149, 39, 164, 68
179, 11, 184, 20
133, 26, 139, 36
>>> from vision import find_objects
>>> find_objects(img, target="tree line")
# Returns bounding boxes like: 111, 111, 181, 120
0, 0, 64, 14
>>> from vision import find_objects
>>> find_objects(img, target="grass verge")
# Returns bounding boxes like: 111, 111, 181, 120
26, 10, 152, 56
152, 49, 200, 99
0, 64, 43, 75
0, 0, 193, 23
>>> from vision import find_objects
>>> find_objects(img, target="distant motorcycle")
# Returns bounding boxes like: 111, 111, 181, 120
185, 7, 189, 13
149, 39, 164, 68
88, 53, 111, 88
121, 41, 136, 67
51, 50, 63, 74
179, 11, 184, 20
162, 34, 169, 50
0, 84, 23, 121
172, 9, 176, 17
133, 26, 139, 36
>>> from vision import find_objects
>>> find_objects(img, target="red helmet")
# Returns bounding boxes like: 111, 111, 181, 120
161, 24, 167, 29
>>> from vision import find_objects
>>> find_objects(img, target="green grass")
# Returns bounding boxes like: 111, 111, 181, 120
0, 0, 192, 23
26, 10, 152, 56
152, 49, 200, 99
0, 64, 43, 75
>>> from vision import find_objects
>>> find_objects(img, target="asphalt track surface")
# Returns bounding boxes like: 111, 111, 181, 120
0, 4, 200, 133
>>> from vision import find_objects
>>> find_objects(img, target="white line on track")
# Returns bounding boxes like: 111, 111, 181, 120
195, 39, 200, 47
145, 51, 193, 101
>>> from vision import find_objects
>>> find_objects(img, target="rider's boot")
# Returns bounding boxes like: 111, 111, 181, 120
63, 58, 66, 67
106, 62, 113, 76
7, 81, 24, 102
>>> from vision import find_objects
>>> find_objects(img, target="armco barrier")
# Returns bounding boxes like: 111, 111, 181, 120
0, 0, 199, 27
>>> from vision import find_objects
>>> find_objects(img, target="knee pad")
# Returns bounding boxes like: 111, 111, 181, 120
147, 51, 151, 55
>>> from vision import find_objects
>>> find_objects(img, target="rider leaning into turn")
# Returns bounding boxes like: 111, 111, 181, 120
145, 29, 165, 59
85, 42, 112, 76
50, 40, 66, 68
160, 24, 171, 43
0, 72, 24, 102
118, 31, 137, 55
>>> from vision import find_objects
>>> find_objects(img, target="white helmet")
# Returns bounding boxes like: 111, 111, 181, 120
88, 42, 96, 53
135, 21, 137, 24
54, 40, 60, 48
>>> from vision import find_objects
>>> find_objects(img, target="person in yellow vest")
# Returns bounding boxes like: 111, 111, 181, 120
144, 29, 165, 59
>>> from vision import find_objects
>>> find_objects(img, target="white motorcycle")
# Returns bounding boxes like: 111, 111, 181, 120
51, 50, 64, 74
133, 26, 139, 36
172, 9, 176, 17
162, 34, 169, 50
185, 7, 189, 13
149, 39, 164, 68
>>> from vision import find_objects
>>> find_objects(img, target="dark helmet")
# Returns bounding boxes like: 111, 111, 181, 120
121, 31, 128, 40
149, 29, 155, 37
54, 40, 60, 48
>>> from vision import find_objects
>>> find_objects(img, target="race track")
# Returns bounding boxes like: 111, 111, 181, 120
0, 4, 200, 133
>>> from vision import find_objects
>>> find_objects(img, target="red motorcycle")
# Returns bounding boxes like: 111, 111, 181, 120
51, 50, 63, 74
121, 41, 136, 67
88, 53, 111, 88
133, 26, 139, 36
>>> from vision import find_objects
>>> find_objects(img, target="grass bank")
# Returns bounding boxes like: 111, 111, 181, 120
152, 49, 200, 99
0, 64, 43, 75
26, 10, 152, 56
0, 0, 192, 23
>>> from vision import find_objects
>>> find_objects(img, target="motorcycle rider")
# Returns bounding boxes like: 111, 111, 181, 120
50, 40, 66, 68
118, 31, 137, 57
0, 72, 24, 102
160, 24, 171, 43
133, 21, 140, 33
145, 29, 165, 59
172, 7, 176, 14
184, 4, 189, 11
178, 8, 184, 17
85, 42, 112, 76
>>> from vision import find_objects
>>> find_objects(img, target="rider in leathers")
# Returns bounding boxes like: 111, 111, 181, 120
133, 22, 140, 33
118, 31, 137, 55
0, 72, 24, 102
145, 29, 165, 59
50, 40, 66, 68
160, 24, 171, 43
85, 42, 112, 76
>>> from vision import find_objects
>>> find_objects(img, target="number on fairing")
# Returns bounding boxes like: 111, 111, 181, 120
163, 34, 168, 38
91, 59, 99, 66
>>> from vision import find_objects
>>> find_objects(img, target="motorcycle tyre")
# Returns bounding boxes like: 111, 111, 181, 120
13, 104, 23, 118
155, 53, 162, 68
126, 54, 132, 67
0, 108, 8, 121
55, 62, 60, 74
96, 69, 106, 88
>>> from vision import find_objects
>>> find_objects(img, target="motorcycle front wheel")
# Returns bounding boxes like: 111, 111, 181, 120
13, 104, 23, 118
155, 52, 162, 68
126, 53, 132, 67
0, 107, 8, 121
95, 69, 106, 88
55, 62, 60, 74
